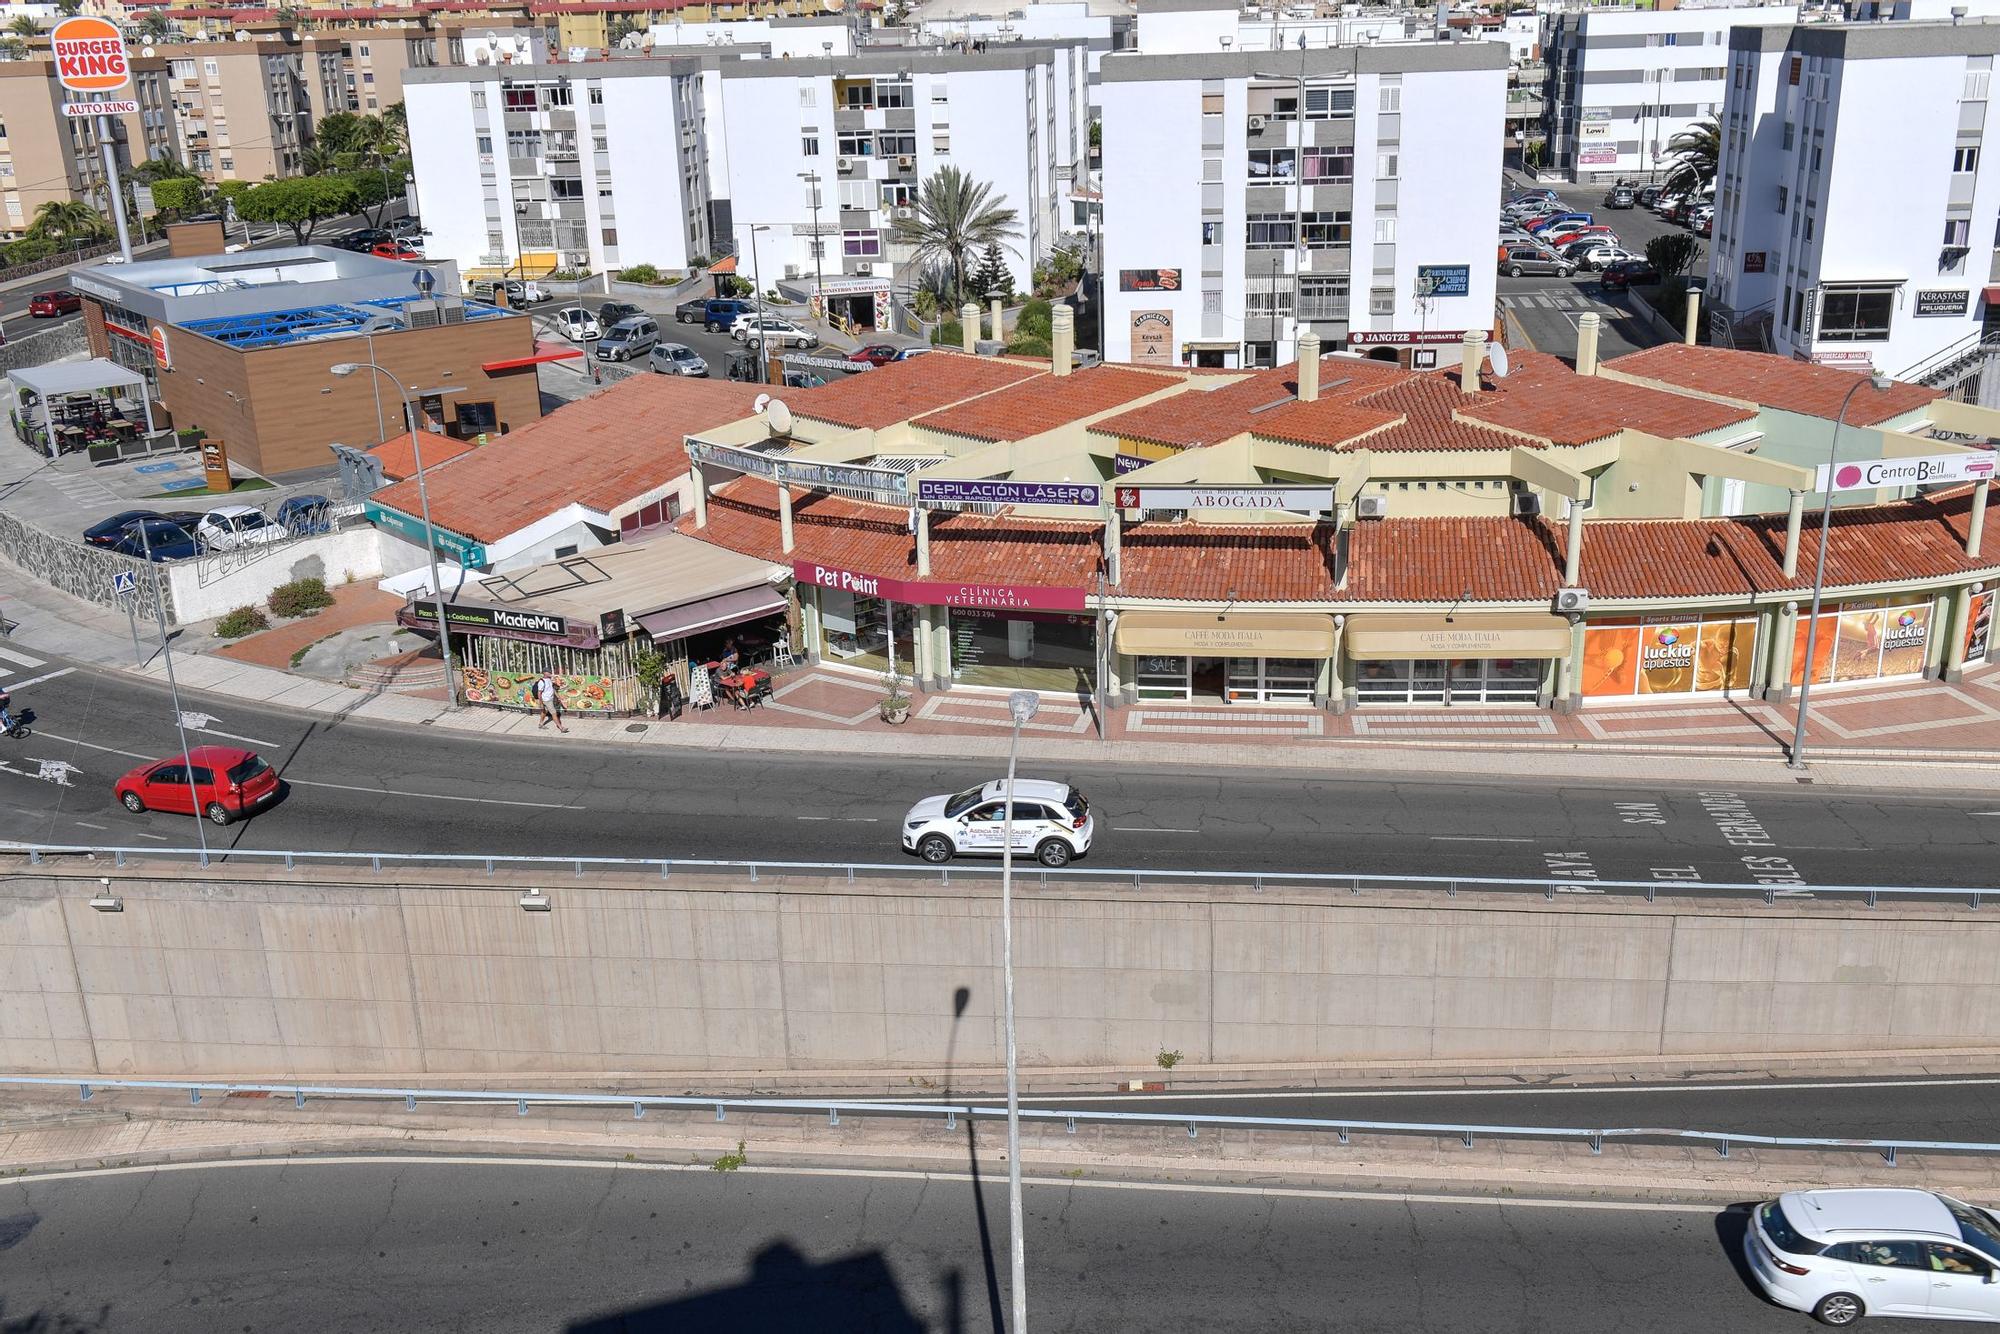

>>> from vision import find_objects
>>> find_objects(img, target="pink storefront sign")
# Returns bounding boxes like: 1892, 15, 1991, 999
792, 560, 1088, 612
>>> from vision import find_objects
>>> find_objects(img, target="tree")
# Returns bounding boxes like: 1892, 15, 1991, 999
1645, 232, 1701, 282
135, 11, 174, 40
1662, 116, 1719, 199
379, 102, 407, 153
972, 241, 1011, 300
54, 0, 82, 15
891, 165, 1020, 309
132, 155, 196, 185
6, 16, 38, 36
234, 175, 356, 243
27, 199, 109, 243
338, 168, 400, 229
151, 177, 206, 215
311, 110, 369, 159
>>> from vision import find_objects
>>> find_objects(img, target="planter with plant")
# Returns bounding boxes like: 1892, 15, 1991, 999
879, 669, 912, 724
213, 605, 270, 639
633, 646, 669, 717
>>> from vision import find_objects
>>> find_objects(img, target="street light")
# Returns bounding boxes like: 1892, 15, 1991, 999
1789, 372, 1891, 770
799, 171, 827, 330
330, 360, 461, 706
997, 686, 1038, 1333
748, 223, 772, 385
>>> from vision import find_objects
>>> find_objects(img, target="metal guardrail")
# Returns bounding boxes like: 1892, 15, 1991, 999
6, 844, 1992, 908
0, 1074, 1986, 1169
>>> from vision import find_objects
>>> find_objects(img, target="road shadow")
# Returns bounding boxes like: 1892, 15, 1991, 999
1713, 1202, 1765, 1298
0, 1296, 113, 1334
564, 1240, 954, 1333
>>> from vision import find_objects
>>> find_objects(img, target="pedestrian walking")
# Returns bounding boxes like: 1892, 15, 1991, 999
535, 672, 568, 733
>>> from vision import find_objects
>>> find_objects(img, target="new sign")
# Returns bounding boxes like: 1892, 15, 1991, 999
915, 479, 1101, 507
1119, 269, 1181, 292
403, 600, 580, 643
793, 560, 1087, 612
1915, 289, 1971, 318
1417, 265, 1470, 298
51, 17, 129, 93
1815, 452, 1997, 493
1113, 485, 1335, 513
363, 501, 488, 567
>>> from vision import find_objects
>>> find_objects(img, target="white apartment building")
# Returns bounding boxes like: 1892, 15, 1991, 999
1541, 1, 1797, 184
646, 15, 854, 58
1098, 39, 1507, 369
1709, 19, 2000, 391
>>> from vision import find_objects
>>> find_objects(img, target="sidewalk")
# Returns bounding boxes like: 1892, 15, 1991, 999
8, 550, 2000, 791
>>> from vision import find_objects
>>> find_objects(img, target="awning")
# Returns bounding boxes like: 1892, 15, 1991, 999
1114, 611, 1336, 658
1344, 612, 1573, 659
636, 585, 788, 642
482, 346, 584, 372
1984, 286, 2000, 304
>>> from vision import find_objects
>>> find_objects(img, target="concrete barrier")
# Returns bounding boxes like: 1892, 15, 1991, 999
4, 862, 1998, 1077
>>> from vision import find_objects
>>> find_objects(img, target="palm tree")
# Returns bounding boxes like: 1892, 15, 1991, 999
135, 12, 175, 41
27, 199, 110, 243
6, 16, 39, 37
1662, 116, 1720, 198
892, 165, 1020, 309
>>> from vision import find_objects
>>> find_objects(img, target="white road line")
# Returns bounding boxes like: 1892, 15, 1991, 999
1113, 827, 1201, 834
284, 777, 584, 811
795, 816, 879, 822
2, 668, 74, 690
72, 821, 108, 831
1431, 835, 1535, 843
0, 644, 46, 669
196, 727, 281, 748
974, 1075, 2000, 1105
0, 1153, 1718, 1212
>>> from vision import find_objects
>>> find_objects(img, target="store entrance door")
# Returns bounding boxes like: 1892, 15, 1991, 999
828, 293, 876, 331
1191, 656, 1226, 699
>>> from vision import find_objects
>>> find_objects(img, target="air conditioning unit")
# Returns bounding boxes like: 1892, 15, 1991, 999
1555, 587, 1590, 615
897, 154, 915, 169
1248, 114, 1267, 130
836, 156, 853, 171
854, 262, 874, 276
1355, 494, 1388, 519
1512, 492, 1543, 518
783, 263, 801, 279
893, 206, 914, 220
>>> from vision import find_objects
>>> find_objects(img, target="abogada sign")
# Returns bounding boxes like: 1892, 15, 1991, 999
1815, 452, 1997, 493
51, 17, 129, 94
1113, 484, 1335, 513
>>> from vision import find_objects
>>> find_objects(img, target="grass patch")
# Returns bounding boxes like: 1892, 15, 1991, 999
145, 477, 274, 500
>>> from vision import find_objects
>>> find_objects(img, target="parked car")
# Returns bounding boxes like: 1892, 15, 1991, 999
369, 240, 423, 262
1499, 244, 1576, 278
552, 306, 602, 342
273, 494, 332, 535
473, 278, 547, 305
84, 508, 171, 548
348, 228, 392, 248
1526, 211, 1592, 234
390, 217, 424, 239
1695, 213, 1714, 238
194, 505, 286, 552
1603, 185, 1636, 209
115, 745, 280, 826
1598, 258, 1662, 291
1744, 1188, 2000, 1327
849, 343, 903, 367
901, 778, 1094, 868
28, 289, 80, 318
1572, 244, 1640, 271
599, 300, 645, 329
1636, 185, 1664, 208
783, 369, 827, 388
596, 315, 661, 361
730, 314, 819, 350
701, 297, 756, 332
674, 297, 712, 324
1507, 187, 1558, 206
1543, 223, 1616, 249
107, 517, 199, 561
648, 342, 708, 377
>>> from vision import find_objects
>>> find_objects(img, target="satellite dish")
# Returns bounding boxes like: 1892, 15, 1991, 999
753, 392, 771, 414
765, 397, 794, 435
141, 44, 156, 56
1489, 342, 1510, 379
482, 28, 499, 43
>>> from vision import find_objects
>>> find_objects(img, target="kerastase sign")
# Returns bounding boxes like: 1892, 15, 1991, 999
793, 560, 1087, 612
1815, 451, 1996, 493
1113, 484, 1335, 513
915, 479, 1102, 507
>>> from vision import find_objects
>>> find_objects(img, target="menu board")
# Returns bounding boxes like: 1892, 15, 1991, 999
1582, 616, 1757, 697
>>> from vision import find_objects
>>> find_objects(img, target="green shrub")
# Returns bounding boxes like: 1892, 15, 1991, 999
619, 263, 661, 284
1016, 298, 1054, 342
214, 605, 270, 638
932, 318, 964, 348
1006, 335, 1052, 358
268, 575, 334, 619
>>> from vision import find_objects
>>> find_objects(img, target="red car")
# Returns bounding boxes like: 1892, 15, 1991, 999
370, 241, 422, 261
849, 343, 900, 367
28, 289, 80, 317
115, 745, 280, 825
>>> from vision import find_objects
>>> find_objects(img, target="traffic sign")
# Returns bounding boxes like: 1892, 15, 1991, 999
51, 17, 130, 94
112, 570, 137, 595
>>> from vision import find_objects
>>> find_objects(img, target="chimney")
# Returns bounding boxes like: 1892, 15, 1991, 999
1460, 329, 1485, 395
1296, 330, 1321, 403
960, 302, 980, 354
1684, 287, 1702, 347
1052, 302, 1075, 377
1575, 311, 1601, 377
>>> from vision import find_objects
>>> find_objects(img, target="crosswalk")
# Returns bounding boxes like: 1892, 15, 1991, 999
0, 643, 73, 695
1499, 290, 1629, 317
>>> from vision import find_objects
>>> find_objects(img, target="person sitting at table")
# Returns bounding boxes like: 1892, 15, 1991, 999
718, 637, 741, 674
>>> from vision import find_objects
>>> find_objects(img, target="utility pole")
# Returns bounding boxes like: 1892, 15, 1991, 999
799, 171, 827, 328
135, 525, 209, 863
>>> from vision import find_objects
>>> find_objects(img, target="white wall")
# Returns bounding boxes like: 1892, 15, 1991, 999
1101, 74, 1204, 361
1709, 38, 1790, 319
601, 74, 696, 273
169, 529, 387, 625
647, 17, 854, 58
407, 80, 496, 272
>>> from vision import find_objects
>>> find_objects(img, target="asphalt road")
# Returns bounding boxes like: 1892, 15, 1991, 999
0, 1158, 1896, 1333
4, 654, 2000, 892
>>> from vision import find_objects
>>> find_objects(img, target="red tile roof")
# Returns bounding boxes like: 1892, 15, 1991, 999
371, 375, 765, 544
1604, 344, 1941, 427
365, 430, 477, 483
1456, 350, 1756, 445
1089, 367, 1302, 450
913, 365, 1184, 443
790, 352, 1044, 430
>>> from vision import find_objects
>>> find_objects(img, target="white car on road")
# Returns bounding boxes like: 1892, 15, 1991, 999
552, 307, 600, 342
729, 314, 820, 351
195, 505, 286, 552
902, 779, 1093, 868
1746, 1188, 2000, 1326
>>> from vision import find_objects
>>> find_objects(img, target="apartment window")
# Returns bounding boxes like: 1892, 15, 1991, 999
552, 179, 583, 199
588, 86, 603, 105
933, 132, 950, 154
799, 86, 816, 107
1956, 146, 1981, 174
1248, 148, 1295, 180
1376, 152, 1398, 180
1301, 210, 1351, 248
1302, 148, 1352, 183
880, 182, 916, 209
1303, 86, 1355, 120
471, 88, 486, 108
802, 135, 820, 156
503, 87, 536, 110
1379, 85, 1400, 113
476, 135, 493, 154
1818, 285, 1895, 342
1245, 283, 1293, 319
1946, 217, 1972, 247
1201, 92, 1224, 116
203, 59, 219, 78
1369, 288, 1394, 316
544, 84, 570, 106
838, 179, 872, 210
1776, 184, 1787, 213
1968, 69, 1992, 101
877, 132, 917, 157
932, 85, 948, 103
1373, 216, 1396, 243
837, 132, 872, 157
593, 135, 607, 152
842, 229, 881, 257
874, 78, 913, 110
1246, 213, 1295, 248
219, 155, 233, 171
1298, 275, 1348, 319
1201, 220, 1221, 246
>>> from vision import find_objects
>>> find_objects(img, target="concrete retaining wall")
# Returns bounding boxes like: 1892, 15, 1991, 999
165, 528, 385, 624
4, 864, 1996, 1077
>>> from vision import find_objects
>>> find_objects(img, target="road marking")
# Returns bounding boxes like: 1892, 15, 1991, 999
0, 757, 80, 787
0, 667, 74, 690
0, 644, 46, 669
1113, 827, 1200, 833
795, 816, 879, 822
73, 821, 108, 830
968, 1075, 2000, 1105
284, 777, 584, 811
1431, 835, 1534, 843
196, 726, 282, 748
0, 1153, 1719, 1213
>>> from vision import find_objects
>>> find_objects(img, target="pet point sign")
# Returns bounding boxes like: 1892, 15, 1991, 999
52, 18, 131, 95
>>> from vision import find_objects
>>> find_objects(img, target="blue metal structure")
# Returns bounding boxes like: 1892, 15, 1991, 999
180, 297, 510, 350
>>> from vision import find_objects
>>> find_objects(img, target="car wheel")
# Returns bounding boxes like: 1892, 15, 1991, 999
748, 338, 763, 352
1035, 839, 1073, 868
121, 790, 145, 813
917, 834, 955, 864
1812, 1293, 1863, 1327
1508, 264, 1525, 277
205, 801, 234, 826
706, 322, 720, 333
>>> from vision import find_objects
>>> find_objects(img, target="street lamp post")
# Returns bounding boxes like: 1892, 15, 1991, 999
749, 223, 772, 384
1789, 372, 1891, 770
330, 360, 462, 707
135, 521, 210, 864
998, 687, 1039, 1333
799, 172, 827, 330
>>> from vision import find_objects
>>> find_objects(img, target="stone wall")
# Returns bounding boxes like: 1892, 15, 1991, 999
0, 509, 170, 623
3, 863, 1996, 1077
0, 321, 90, 377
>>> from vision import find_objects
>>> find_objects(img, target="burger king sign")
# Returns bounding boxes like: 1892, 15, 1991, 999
51, 17, 130, 95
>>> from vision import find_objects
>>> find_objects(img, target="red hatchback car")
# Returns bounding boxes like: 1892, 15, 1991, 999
28, 289, 80, 317
115, 746, 280, 825
849, 343, 899, 367
370, 241, 422, 261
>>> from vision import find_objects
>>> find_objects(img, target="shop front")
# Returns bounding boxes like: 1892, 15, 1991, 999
1788, 597, 1939, 687
1580, 613, 1760, 700
1343, 612, 1573, 707
1113, 611, 1337, 704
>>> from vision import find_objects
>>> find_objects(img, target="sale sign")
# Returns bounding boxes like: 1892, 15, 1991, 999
51, 17, 130, 94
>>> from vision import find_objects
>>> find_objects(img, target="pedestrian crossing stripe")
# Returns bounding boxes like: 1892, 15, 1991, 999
0, 667, 72, 691
0, 644, 45, 670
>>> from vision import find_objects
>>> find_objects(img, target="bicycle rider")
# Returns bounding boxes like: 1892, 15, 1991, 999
0, 686, 15, 735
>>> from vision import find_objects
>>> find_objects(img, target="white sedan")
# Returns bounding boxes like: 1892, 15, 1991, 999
195, 505, 286, 552
1746, 1188, 2000, 1326
552, 307, 600, 342
901, 778, 1093, 868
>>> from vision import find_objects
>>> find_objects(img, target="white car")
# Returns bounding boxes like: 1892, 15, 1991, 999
901, 778, 1093, 868
195, 505, 286, 552
1573, 244, 1639, 271
729, 314, 820, 350
552, 307, 600, 342
1746, 1188, 2000, 1326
